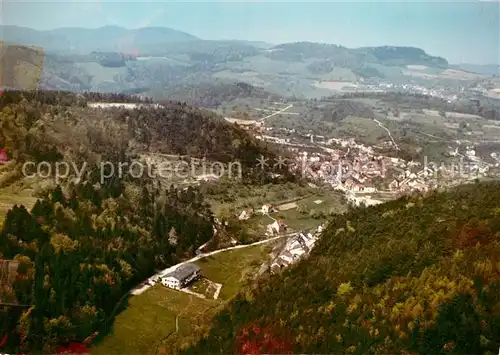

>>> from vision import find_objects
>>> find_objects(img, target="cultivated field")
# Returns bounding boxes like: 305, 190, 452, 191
92, 244, 272, 355
402, 68, 483, 81
243, 190, 346, 235
313, 80, 352, 91
91, 287, 218, 355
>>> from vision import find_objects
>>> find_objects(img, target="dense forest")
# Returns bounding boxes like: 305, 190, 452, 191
0, 90, 293, 353
268, 43, 447, 68
160, 82, 281, 109
0, 90, 293, 183
321, 100, 376, 122
182, 181, 500, 354
0, 174, 214, 353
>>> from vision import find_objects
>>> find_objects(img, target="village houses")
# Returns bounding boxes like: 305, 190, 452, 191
266, 219, 286, 236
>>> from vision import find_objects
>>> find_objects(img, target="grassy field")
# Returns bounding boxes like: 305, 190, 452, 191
243, 190, 346, 235
277, 192, 344, 231
194, 244, 271, 301
335, 116, 390, 145
188, 278, 216, 299
91, 286, 219, 355
205, 181, 316, 216
0, 163, 43, 227
91, 244, 273, 355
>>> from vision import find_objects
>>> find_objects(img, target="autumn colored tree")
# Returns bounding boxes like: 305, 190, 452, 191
236, 324, 293, 355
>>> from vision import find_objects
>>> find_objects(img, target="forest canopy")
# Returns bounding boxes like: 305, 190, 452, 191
0, 89, 293, 353
181, 181, 500, 355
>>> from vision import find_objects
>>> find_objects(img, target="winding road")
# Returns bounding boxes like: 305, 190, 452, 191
131, 232, 297, 296
374, 118, 400, 150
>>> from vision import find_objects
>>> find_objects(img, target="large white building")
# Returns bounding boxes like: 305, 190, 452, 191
161, 263, 201, 290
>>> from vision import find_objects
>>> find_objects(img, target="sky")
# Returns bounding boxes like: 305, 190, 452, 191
2, 0, 499, 64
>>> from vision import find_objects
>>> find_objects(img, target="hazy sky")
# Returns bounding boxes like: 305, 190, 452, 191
3, 1, 500, 64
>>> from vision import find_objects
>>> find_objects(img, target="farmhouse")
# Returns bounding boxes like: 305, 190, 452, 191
161, 263, 200, 290
238, 207, 254, 220
266, 219, 286, 235
260, 204, 271, 214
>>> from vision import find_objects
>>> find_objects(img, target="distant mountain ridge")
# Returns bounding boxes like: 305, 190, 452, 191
269, 42, 449, 68
0, 25, 199, 53
2, 25, 448, 67
3, 26, 483, 100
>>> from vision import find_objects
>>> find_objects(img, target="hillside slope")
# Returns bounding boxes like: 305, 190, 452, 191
0, 25, 199, 54
0, 90, 291, 183
269, 42, 449, 68
0, 89, 296, 353
1, 27, 464, 100
0, 41, 45, 91
181, 182, 500, 354
159, 82, 281, 109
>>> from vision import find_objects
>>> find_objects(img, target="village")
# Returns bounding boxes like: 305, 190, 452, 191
87, 100, 499, 200
91, 98, 500, 302
138, 224, 324, 300
222, 96, 500, 196
242, 119, 498, 199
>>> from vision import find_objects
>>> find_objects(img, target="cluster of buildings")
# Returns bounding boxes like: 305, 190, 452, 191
266, 218, 287, 236
230, 96, 500, 200
288, 140, 396, 193
348, 82, 462, 103
259, 125, 453, 195
387, 147, 495, 194
388, 173, 434, 193
270, 225, 324, 273
237, 204, 279, 220
237, 204, 288, 236
289, 132, 498, 195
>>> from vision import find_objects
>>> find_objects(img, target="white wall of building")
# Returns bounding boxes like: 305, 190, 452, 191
161, 276, 180, 289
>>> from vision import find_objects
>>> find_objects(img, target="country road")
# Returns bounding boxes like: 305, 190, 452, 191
374, 118, 399, 150
259, 104, 294, 122
131, 233, 296, 295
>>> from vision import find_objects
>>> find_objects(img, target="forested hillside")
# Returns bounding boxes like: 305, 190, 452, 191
0, 90, 291, 353
182, 182, 500, 354
159, 82, 281, 109
0, 174, 214, 353
268, 42, 448, 68
0, 90, 292, 183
